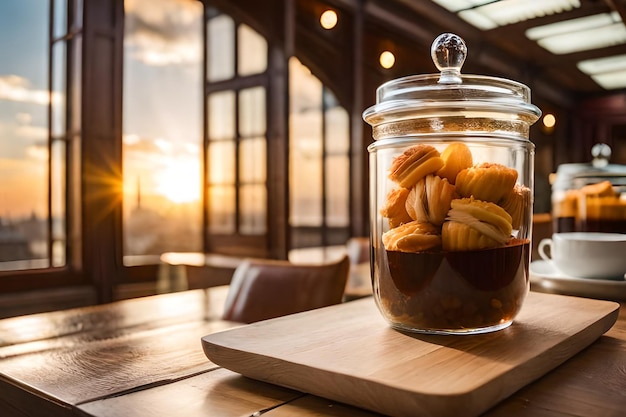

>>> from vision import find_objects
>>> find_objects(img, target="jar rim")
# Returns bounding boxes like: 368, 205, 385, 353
367, 135, 536, 153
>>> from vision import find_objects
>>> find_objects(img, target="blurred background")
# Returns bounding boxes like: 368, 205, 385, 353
1, 0, 625, 315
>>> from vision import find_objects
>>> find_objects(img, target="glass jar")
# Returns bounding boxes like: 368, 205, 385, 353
363, 33, 541, 335
551, 144, 626, 234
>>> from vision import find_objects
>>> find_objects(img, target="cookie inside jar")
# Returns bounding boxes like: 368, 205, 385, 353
378, 142, 530, 334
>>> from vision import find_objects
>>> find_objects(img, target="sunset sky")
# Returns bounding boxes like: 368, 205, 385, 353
122, 0, 203, 208
1, 0, 339, 224
0, 0, 203, 219
0, 0, 49, 219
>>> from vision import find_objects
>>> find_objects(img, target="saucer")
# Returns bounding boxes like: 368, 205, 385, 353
530, 260, 626, 301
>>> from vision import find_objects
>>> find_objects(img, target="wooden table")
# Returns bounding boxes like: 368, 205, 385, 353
0, 286, 625, 417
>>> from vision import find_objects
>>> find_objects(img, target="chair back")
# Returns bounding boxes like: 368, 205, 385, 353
222, 255, 350, 323
346, 237, 370, 264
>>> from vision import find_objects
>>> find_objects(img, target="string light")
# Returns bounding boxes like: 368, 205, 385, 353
543, 113, 556, 128
320, 10, 337, 30
379, 51, 395, 69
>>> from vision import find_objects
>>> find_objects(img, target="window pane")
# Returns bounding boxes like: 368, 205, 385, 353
239, 137, 266, 183
51, 42, 66, 138
123, 0, 203, 261
72, 0, 83, 31
207, 14, 235, 82
0, 0, 50, 270
240, 184, 266, 234
324, 94, 349, 154
68, 133, 81, 268
238, 24, 267, 76
208, 91, 235, 140
208, 185, 235, 233
70, 36, 82, 133
208, 141, 235, 184
51, 139, 66, 266
239, 86, 266, 137
289, 57, 322, 226
326, 155, 349, 227
53, 0, 68, 39
324, 97, 349, 228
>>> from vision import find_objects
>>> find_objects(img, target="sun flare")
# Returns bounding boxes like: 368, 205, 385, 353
155, 158, 201, 203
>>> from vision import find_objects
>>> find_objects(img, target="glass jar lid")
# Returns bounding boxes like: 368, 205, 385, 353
363, 33, 541, 127
552, 144, 626, 191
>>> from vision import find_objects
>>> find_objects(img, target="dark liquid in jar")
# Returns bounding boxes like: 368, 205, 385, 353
556, 217, 626, 234
577, 219, 626, 234
377, 240, 530, 331
554, 216, 575, 233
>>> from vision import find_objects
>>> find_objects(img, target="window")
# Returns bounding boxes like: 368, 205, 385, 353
123, 0, 203, 264
0, 0, 76, 272
289, 57, 350, 248
0, 0, 357, 306
205, 11, 269, 253
238, 86, 267, 235
204, 9, 350, 254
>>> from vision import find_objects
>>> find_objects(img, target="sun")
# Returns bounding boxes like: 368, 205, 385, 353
155, 158, 201, 204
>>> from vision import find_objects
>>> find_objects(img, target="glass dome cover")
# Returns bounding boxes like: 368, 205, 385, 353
552, 143, 626, 191
363, 33, 541, 129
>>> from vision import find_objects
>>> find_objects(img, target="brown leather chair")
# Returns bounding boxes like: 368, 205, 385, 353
346, 236, 370, 264
222, 255, 350, 323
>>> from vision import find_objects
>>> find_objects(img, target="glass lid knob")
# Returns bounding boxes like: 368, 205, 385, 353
431, 33, 467, 84
591, 143, 611, 168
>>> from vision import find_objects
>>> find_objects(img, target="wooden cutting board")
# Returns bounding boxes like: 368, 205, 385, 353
202, 292, 619, 417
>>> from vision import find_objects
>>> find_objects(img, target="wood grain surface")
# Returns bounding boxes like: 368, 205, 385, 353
78, 368, 303, 417
202, 292, 619, 417
1, 286, 625, 417
0, 289, 225, 351
1, 320, 236, 404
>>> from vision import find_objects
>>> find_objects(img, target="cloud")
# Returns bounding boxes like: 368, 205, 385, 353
16, 125, 47, 142
25, 143, 47, 161
123, 133, 161, 153
124, 0, 202, 66
123, 133, 199, 158
0, 117, 47, 159
0, 74, 63, 105
0, 75, 48, 105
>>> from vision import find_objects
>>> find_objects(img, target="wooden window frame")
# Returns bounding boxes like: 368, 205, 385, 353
0, 0, 368, 311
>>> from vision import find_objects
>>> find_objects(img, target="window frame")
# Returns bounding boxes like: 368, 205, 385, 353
0, 0, 87, 293
0, 0, 367, 306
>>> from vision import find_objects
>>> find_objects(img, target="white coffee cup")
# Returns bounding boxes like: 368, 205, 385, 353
538, 232, 626, 279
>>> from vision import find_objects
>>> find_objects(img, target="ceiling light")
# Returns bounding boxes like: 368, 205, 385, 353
543, 114, 556, 128
537, 23, 626, 54
379, 51, 395, 69
526, 12, 626, 54
578, 54, 626, 74
432, 0, 492, 13
320, 10, 337, 30
590, 70, 626, 89
526, 12, 617, 40
433, 0, 580, 30
577, 54, 626, 89
458, 9, 498, 30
